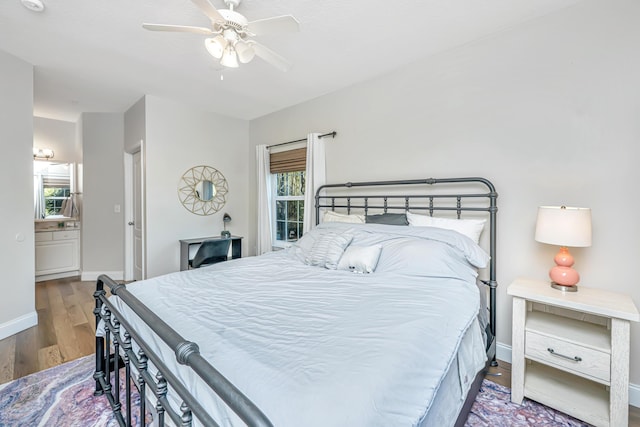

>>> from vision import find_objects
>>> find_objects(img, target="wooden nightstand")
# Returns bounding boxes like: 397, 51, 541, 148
508, 278, 639, 427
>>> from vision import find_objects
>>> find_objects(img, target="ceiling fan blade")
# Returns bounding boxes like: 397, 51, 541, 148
191, 0, 225, 24
247, 15, 300, 36
142, 23, 214, 35
251, 42, 292, 72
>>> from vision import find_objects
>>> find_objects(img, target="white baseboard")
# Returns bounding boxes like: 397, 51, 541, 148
0, 311, 38, 341
496, 341, 513, 364
632, 384, 640, 411
81, 271, 124, 281
495, 341, 639, 408
35, 270, 80, 282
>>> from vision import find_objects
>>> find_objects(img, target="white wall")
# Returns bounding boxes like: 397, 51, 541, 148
79, 96, 250, 280
0, 50, 37, 339
81, 113, 126, 278
144, 96, 249, 278
33, 117, 79, 164
250, 0, 640, 385
124, 96, 145, 154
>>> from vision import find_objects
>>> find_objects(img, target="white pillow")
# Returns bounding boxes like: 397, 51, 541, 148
337, 244, 382, 274
406, 211, 486, 244
305, 232, 353, 269
375, 238, 478, 282
323, 210, 365, 224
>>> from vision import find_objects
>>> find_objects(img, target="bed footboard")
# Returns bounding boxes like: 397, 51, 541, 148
94, 274, 273, 427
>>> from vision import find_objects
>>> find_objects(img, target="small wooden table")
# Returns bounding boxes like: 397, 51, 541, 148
508, 278, 639, 427
179, 236, 242, 271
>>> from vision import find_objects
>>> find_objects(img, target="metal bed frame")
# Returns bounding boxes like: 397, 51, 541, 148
93, 176, 498, 427
315, 177, 498, 427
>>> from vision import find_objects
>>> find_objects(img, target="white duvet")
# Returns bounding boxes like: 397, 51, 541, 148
107, 223, 489, 427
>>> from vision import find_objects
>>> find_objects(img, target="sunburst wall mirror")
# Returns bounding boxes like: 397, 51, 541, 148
178, 165, 228, 216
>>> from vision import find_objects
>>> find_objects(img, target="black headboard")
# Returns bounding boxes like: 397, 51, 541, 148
315, 177, 498, 363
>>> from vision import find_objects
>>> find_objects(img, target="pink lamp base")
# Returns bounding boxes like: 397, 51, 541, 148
549, 247, 580, 292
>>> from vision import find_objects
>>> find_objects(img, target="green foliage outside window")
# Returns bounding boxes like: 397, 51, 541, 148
275, 171, 305, 242
44, 187, 70, 216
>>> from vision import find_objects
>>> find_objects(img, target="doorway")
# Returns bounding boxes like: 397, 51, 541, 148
124, 147, 144, 281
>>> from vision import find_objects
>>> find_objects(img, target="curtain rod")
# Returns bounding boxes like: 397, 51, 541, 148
268, 131, 337, 149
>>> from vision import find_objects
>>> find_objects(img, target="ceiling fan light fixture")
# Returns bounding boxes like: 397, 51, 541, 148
205, 35, 227, 59
235, 41, 255, 63
144, 0, 297, 71
220, 45, 239, 68
21, 0, 45, 12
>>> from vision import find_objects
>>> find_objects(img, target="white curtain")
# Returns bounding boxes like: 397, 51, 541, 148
256, 145, 273, 255
303, 133, 326, 233
34, 173, 44, 219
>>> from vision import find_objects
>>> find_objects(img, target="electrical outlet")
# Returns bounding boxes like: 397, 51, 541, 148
114, 204, 121, 213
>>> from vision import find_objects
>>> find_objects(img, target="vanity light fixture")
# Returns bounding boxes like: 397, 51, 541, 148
33, 147, 54, 160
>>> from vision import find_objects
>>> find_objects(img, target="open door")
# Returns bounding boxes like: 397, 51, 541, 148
124, 148, 144, 281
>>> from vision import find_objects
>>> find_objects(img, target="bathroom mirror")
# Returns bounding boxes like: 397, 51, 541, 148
34, 161, 78, 219
178, 165, 228, 216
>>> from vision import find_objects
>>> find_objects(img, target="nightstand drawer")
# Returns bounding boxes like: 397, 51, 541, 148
525, 331, 610, 383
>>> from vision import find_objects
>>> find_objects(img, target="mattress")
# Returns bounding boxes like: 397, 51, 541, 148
418, 318, 486, 427
104, 223, 489, 426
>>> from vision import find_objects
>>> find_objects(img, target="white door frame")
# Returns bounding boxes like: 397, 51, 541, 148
124, 142, 145, 281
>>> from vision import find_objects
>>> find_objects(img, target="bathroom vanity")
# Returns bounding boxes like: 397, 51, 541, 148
35, 219, 80, 281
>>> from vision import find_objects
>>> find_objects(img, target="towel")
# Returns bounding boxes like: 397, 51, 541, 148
61, 196, 78, 217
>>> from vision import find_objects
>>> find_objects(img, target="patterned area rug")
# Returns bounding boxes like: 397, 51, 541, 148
0, 355, 592, 426
466, 379, 592, 426
0, 355, 148, 426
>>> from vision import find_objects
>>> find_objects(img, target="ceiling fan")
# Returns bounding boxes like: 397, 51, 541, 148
142, 0, 299, 71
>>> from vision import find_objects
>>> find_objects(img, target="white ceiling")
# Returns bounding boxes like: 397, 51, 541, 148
0, 0, 583, 122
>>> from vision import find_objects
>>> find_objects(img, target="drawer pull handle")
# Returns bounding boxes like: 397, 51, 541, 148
547, 347, 582, 362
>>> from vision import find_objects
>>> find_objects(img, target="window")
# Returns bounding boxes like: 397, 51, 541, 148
44, 184, 71, 216
269, 147, 307, 247
273, 171, 305, 245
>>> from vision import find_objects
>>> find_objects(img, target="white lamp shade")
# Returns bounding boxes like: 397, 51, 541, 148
205, 36, 226, 59
220, 45, 239, 68
535, 206, 592, 247
235, 41, 255, 64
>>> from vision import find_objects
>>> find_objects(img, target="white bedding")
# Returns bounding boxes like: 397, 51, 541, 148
105, 223, 489, 426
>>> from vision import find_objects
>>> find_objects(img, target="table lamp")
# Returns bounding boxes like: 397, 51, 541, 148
534, 206, 592, 292
221, 213, 232, 238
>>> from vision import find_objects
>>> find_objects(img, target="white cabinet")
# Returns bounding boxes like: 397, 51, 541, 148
35, 229, 80, 278
508, 278, 639, 427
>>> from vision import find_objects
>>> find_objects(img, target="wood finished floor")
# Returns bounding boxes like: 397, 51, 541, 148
1, 278, 639, 425
0, 276, 97, 385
